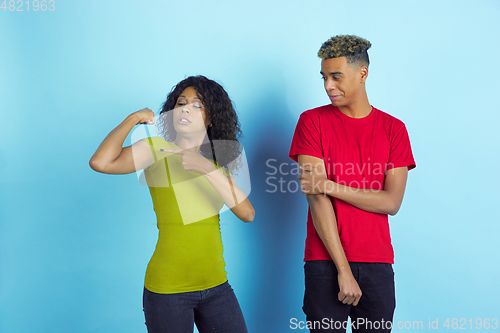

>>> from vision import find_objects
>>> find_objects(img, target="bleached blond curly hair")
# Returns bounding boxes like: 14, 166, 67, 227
318, 35, 371, 66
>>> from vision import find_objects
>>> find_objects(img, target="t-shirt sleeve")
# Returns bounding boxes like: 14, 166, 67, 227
289, 112, 323, 162
387, 123, 416, 171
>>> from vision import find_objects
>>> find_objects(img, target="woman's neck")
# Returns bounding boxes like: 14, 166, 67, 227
174, 134, 210, 153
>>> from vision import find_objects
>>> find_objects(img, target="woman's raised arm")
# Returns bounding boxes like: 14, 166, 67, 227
89, 108, 154, 174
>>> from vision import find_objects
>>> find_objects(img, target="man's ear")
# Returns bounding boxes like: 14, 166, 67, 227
359, 65, 368, 83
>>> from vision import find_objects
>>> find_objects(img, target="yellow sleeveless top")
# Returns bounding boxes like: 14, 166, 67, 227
141, 137, 227, 294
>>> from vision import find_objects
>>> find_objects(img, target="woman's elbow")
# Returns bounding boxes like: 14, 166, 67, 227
242, 209, 255, 223
89, 158, 100, 172
246, 210, 255, 223
89, 158, 106, 173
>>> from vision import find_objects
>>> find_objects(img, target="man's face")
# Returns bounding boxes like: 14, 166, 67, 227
320, 57, 367, 107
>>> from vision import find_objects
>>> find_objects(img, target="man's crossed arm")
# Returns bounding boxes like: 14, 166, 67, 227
299, 159, 409, 216
298, 154, 362, 306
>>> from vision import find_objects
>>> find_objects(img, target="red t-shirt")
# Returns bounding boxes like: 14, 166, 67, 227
289, 105, 416, 264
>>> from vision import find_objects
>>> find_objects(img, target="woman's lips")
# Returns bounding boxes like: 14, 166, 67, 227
178, 117, 191, 124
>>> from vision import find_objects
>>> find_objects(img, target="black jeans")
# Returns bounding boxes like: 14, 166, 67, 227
143, 281, 248, 333
303, 261, 396, 332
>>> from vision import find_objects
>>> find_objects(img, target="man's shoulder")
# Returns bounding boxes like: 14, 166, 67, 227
299, 104, 335, 119
375, 107, 407, 129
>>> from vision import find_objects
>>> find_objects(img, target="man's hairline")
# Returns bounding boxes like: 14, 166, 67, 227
320, 57, 369, 72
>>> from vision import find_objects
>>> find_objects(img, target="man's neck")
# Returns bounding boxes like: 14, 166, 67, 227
337, 94, 372, 119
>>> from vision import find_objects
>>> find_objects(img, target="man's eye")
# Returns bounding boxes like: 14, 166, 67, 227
333, 77, 340, 81
321, 77, 327, 81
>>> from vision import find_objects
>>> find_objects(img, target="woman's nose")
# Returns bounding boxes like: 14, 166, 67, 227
181, 107, 190, 113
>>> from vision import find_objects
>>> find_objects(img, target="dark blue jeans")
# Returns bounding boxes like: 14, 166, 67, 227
303, 261, 396, 333
143, 281, 248, 333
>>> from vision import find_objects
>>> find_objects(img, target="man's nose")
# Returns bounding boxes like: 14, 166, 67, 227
325, 79, 336, 91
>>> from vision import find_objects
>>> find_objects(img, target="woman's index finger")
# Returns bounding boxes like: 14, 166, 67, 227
160, 148, 183, 154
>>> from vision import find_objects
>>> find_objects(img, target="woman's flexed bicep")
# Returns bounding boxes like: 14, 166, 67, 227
89, 110, 154, 174
90, 140, 153, 175
108, 140, 153, 174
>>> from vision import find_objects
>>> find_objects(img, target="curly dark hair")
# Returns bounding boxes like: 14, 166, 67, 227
318, 35, 371, 67
157, 75, 243, 175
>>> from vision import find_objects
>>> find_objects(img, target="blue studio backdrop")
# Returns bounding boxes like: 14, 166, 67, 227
1, 1, 499, 332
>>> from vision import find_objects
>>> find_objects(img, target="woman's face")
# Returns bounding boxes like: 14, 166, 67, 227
172, 86, 210, 138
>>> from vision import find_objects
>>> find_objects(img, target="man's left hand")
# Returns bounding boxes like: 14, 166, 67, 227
298, 164, 328, 195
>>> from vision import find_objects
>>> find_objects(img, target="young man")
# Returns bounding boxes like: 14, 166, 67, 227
289, 35, 416, 332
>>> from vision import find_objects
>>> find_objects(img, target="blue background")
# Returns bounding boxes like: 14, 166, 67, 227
1, 0, 499, 332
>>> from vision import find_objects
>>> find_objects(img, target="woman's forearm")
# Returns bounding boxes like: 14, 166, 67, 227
89, 113, 140, 170
203, 169, 254, 222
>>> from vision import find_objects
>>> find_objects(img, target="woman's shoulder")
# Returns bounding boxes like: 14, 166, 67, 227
140, 136, 178, 148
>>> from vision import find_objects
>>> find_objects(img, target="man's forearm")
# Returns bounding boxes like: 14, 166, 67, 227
299, 154, 362, 305
321, 179, 398, 215
300, 164, 408, 216
306, 194, 351, 273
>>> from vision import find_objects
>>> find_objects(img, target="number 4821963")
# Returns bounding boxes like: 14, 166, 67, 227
1, 0, 55, 11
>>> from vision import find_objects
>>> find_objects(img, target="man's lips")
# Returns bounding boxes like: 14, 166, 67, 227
329, 95, 341, 100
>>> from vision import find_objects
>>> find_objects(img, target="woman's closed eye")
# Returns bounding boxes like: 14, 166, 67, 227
176, 100, 202, 108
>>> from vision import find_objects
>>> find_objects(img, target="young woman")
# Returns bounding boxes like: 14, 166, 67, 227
89, 75, 254, 333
